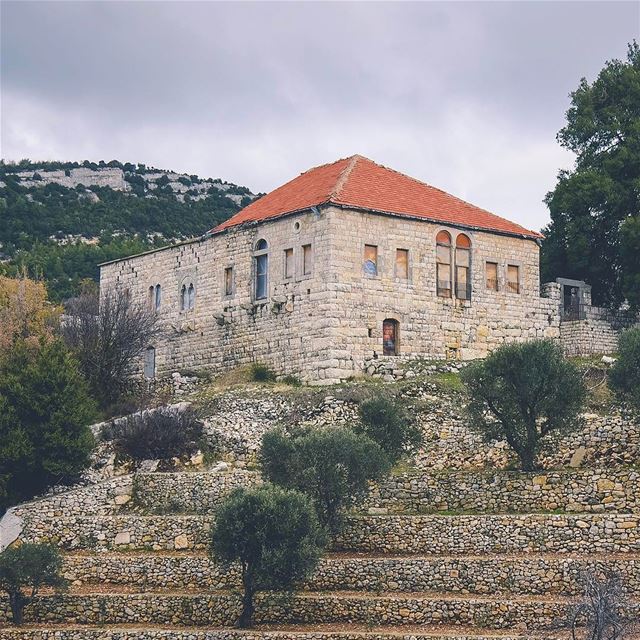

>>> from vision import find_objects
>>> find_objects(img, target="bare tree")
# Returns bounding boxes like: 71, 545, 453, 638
61, 287, 159, 410
571, 571, 629, 640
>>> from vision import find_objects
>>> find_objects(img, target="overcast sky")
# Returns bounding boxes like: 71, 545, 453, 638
1, 1, 638, 232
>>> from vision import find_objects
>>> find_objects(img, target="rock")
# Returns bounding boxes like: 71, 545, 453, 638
211, 461, 229, 473
174, 534, 190, 550
114, 494, 131, 506
569, 446, 587, 468
190, 452, 204, 466
601, 355, 616, 365
114, 531, 130, 545
139, 459, 160, 473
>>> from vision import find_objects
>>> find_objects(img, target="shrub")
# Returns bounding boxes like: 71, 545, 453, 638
461, 340, 585, 471
0, 543, 67, 625
61, 287, 159, 412
106, 407, 204, 461
0, 339, 96, 509
261, 426, 390, 533
281, 374, 302, 387
608, 327, 640, 407
250, 364, 275, 382
569, 570, 629, 639
357, 397, 423, 464
210, 484, 324, 628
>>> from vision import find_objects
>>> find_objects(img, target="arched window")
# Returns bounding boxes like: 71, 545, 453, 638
254, 239, 269, 300
382, 319, 399, 356
436, 231, 452, 298
455, 234, 471, 300
148, 285, 155, 309
154, 284, 162, 311
187, 283, 195, 310
180, 284, 187, 311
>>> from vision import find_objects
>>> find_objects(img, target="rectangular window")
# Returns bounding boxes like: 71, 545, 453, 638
302, 244, 312, 276
284, 248, 294, 279
507, 264, 520, 293
485, 262, 498, 291
455, 247, 471, 300
364, 244, 378, 276
395, 249, 409, 279
224, 266, 234, 296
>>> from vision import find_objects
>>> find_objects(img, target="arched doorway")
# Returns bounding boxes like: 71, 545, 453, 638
382, 319, 399, 356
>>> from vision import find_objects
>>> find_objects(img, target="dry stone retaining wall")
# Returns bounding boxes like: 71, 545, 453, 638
365, 468, 640, 514
18, 513, 640, 554
1, 590, 623, 629
61, 552, 640, 597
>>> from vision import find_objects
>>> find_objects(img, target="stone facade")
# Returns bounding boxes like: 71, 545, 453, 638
100, 205, 587, 384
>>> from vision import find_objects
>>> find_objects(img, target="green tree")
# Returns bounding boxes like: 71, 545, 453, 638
461, 340, 586, 471
210, 485, 324, 628
0, 339, 96, 509
541, 42, 640, 308
0, 543, 67, 626
608, 327, 640, 407
261, 426, 390, 533
357, 396, 423, 464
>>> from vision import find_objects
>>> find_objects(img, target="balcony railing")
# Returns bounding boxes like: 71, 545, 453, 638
507, 280, 520, 294
437, 281, 452, 298
562, 302, 586, 321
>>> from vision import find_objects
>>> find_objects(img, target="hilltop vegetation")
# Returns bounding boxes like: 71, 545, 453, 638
0, 159, 256, 301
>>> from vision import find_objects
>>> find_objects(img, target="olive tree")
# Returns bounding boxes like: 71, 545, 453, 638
0, 544, 67, 625
261, 426, 390, 533
209, 484, 324, 628
461, 340, 586, 471
357, 396, 423, 464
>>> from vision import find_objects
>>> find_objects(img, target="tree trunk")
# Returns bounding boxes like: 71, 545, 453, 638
237, 586, 255, 628
9, 591, 25, 626
519, 447, 538, 472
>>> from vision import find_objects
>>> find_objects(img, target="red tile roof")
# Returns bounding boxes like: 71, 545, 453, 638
212, 155, 542, 239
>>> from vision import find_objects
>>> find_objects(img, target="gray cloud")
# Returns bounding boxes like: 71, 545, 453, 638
2, 0, 638, 231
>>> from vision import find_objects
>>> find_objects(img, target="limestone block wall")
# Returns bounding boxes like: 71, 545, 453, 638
101, 203, 571, 383
323, 207, 560, 378
100, 210, 337, 383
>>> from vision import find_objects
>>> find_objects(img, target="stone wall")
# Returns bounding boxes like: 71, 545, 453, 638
0, 631, 532, 640
18, 512, 640, 553
60, 550, 640, 597
100, 205, 564, 383
364, 468, 640, 514
560, 305, 636, 356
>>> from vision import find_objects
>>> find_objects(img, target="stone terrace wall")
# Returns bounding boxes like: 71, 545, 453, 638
19, 513, 640, 553
364, 468, 640, 514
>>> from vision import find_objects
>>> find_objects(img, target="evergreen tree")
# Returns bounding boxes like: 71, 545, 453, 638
542, 42, 640, 308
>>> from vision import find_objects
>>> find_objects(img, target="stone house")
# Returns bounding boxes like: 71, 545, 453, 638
99, 155, 622, 384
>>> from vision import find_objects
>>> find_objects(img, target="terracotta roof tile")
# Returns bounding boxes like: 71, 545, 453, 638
212, 155, 542, 239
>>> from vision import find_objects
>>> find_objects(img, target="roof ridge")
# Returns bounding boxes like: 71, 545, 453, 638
329, 155, 360, 200
332, 156, 538, 237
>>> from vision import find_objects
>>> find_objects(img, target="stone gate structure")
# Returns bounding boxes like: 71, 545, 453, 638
99, 155, 631, 383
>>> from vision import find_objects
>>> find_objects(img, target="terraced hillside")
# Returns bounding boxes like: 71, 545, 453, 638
1, 367, 639, 639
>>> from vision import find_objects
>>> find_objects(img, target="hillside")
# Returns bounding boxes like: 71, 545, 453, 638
1, 364, 639, 637
0, 160, 258, 300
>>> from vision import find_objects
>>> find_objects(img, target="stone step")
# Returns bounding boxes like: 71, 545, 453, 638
0, 589, 615, 629
0, 623, 564, 640
60, 551, 640, 597
19, 513, 640, 554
